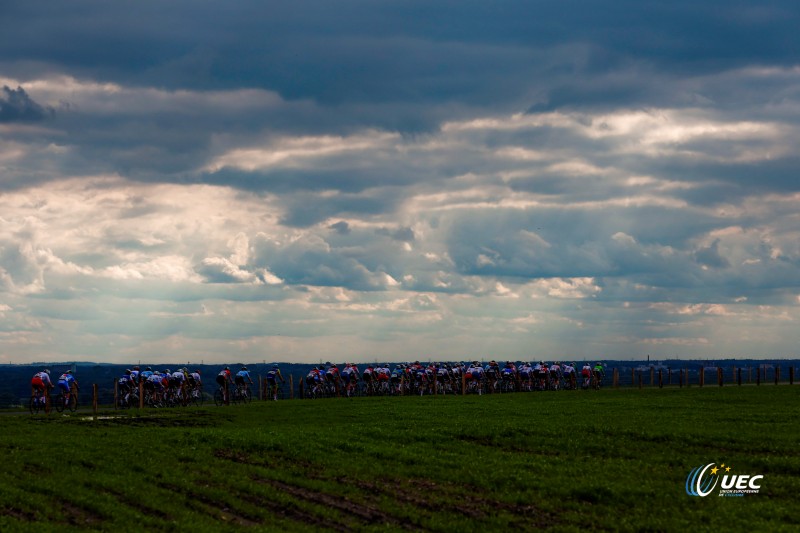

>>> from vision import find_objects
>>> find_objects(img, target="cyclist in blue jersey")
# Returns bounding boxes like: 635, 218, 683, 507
57, 370, 79, 405
235, 366, 254, 397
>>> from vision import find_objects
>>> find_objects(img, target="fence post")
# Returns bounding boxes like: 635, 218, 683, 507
649, 367, 654, 386
139, 380, 144, 409
775, 366, 780, 386
679, 369, 683, 388
686, 368, 690, 387
658, 369, 663, 388
668, 368, 672, 385
290, 375, 294, 400
93, 383, 98, 420
738, 368, 742, 386
45, 386, 51, 415
638, 371, 642, 389
114, 379, 118, 410
613, 368, 619, 388
631, 368, 635, 387
756, 367, 761, 386
298, 376, 304, 399
748, 367, 752, 384
699, 368, 704, 387
790, 366, 795, 386
717, 367, 723, 387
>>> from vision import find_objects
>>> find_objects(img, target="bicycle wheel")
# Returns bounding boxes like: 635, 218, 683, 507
55, 393, 66, 413
30, 395, 40, 415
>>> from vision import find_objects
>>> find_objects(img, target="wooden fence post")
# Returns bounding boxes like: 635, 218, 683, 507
631, 368, 635, 387
790, 366, 795, 386
290, 375, 294, 400
679, 369, 683, 388
686, 368, 690, 387
775, 366, 780, 386
748, 367, 752, 384
139, 379, 144, 409
699, 368, 705, 387
756, 366, 761, 386
93, 383, 98, 420
738, 368, 742, 386
298, 376, 304, 399
717, 367, 723, 387
613, 368, 619, 388
114, 379, 118, 410
638, 371, 642, 389
658, 369, 663, 388
668, 368, 672, 385
259, 375, 263, 400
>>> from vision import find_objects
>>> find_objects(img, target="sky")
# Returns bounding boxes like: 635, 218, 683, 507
1, 1, 800, 363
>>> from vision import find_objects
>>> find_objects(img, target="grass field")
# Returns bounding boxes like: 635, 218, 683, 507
2, 386, 799, 531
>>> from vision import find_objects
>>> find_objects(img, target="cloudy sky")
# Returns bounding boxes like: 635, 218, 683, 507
2, 1, 800, 363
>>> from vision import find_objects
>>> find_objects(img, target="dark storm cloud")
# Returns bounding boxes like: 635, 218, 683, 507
3, 1, 798, 111
0, 86, 53, 122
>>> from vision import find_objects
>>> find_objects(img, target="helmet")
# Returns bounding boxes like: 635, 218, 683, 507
125, 369, 131, 375
154, 371, 160, 375
165, 369, 171, 374
44, 369, 50, 375
273, 364, 279, 369
225, 366, 230, 370
64, 369, 72, 374
195, 370, 201, 374
241, 366, 248, 371
133, 366, 140, 371
146, 366, 152, 371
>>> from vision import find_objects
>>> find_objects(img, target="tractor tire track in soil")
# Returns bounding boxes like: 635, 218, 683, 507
215, 447, 425, 530
252, 476, 423, 532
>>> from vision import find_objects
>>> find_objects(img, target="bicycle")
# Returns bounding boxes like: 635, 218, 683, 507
214, 384, 229, 406
232, 383, 252, 404
187, 384, 204, 406
55, 390, 78, 413
30, 389, 47, 415
267, 381, 285, 401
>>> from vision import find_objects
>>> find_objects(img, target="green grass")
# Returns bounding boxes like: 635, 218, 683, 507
2, 386, 799, 531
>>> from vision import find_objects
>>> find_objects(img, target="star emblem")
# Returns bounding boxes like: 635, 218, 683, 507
726, 466, 731, 472
710, 466, 719, 475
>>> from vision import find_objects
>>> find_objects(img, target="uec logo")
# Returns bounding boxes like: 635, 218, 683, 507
686, 463, 763, 497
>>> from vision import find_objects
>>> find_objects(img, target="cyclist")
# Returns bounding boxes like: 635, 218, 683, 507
390, 364, 405, 394
537, 361, 549, 390
235, 366, 254, 399
118, 369, 135, 402
376, 363, 391, 392
562, 362, 576, 389
592, 362, 605, 389
581, 363, 593, 389
56, 369, 79, 408
519, 362, 533, 391
147, 371, 164, 403
130, 366, 141, 387
485, 360, 501, 392
188, 369, 202, 394
266, 364, 285, 400
216, 366, 234, 403
305, 366, 323, 391
550, 361, 563, 390
31, 369, 53, 406
140, 366, 154, 381
467, 362, 484, 394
